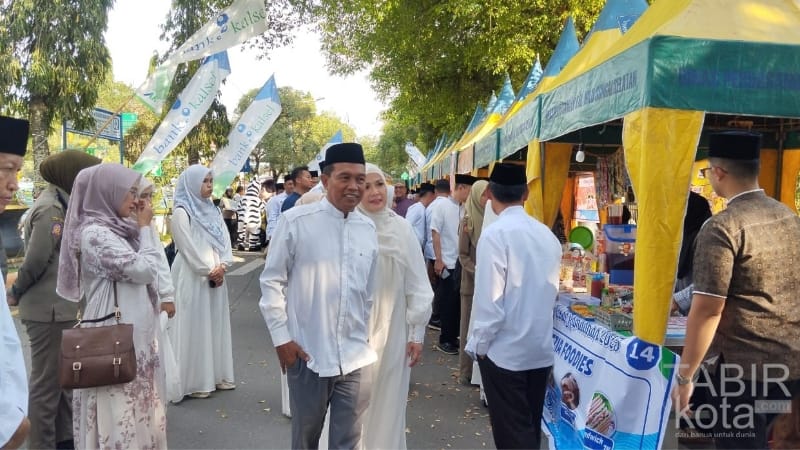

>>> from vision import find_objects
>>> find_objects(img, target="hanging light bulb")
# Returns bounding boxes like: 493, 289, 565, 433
575, 145, 585, 163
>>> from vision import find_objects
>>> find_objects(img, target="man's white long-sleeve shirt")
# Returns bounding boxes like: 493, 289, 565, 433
265, 192, 287, 240
0, 290, 27, 447
259, 198, 379, 377
405, 201, 426, 248
466, 206, 562, 371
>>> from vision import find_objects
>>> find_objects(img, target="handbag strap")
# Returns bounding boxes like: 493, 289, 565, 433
76, 282, 120, 326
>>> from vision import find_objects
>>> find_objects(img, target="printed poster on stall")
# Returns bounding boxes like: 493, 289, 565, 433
544, 304, 677, 450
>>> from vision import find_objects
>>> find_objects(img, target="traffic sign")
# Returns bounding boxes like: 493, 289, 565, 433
64, 107, 122, 141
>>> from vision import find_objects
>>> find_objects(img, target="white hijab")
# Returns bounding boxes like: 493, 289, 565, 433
173, 165, 228, 255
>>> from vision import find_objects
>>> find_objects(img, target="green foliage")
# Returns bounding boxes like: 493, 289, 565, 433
372, 117, 425, 180
0, 0, 115, 188
0, 0, 114, 125
243, 86, 356, 176
307, 0, 605, 149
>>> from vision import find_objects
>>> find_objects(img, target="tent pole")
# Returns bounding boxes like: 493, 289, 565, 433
775, 125, 785, 200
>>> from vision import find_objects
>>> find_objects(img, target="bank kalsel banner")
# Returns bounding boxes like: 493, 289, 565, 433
135, 0, 267, 114
133, 51, 231, 175
210, 75, 282, 196
167, 0, 267, 66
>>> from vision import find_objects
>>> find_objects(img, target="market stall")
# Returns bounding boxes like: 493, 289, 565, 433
534, 0, 800, 344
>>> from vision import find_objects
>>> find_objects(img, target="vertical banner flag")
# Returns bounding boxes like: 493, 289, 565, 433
210, 75, 282, 196
404, 142, 427, 170
135, 0, 267, 114
167, 0, 267, 65
136, 64, 178, 114
133, 51, 231, 175
308, 130, 343, 172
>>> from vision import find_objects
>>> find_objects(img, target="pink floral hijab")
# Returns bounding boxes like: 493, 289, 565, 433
57, 163, 142, 301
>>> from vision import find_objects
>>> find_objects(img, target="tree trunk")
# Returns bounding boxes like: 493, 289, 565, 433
29, 98, 52, 195
187, 147, 200, 165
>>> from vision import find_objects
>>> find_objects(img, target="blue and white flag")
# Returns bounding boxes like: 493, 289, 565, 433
135, 0, 267, 114
404, 142, 427, 170
167, 0, 267, 66
210, 75, 282, 196
133, 51, 231, 175
307, 130, 343, 172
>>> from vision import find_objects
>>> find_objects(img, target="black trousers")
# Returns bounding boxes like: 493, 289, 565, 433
436, 268, 460, 346
478, 357, 550, 450
224, 217, 237, 247
706, 360, 800, 449
426, 259, 440, 322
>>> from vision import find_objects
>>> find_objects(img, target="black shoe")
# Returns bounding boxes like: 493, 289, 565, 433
56, 440, 75, 450
435, 341, 458, 355
427, 319, 442, 331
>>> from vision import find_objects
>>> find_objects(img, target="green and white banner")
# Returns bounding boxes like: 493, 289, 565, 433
136, 0, 266, 114
539, 43, 648, 141
210, 74, 281, 196
136, 64, 178, 114
167, 0, 267, 66
133, 51, 231, 175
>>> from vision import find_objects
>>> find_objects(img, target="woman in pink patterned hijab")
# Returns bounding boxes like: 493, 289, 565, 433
57, 163, 141, 301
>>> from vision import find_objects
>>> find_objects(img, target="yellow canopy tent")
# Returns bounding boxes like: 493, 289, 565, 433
534, 0, 800, 344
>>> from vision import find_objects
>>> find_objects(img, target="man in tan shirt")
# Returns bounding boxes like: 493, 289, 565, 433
676, 131, 800, 449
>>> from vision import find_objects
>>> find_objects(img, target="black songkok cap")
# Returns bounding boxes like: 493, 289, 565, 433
323, 143, 365, 166
708, 131, 761, 161
0, 115, 29, 156
309, 170, 319, 178
418, 182, 435, 194
454, 174, 477, 186
490, 163, 527, 186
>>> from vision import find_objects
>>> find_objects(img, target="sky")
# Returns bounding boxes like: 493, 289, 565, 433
105, 0, 386, 137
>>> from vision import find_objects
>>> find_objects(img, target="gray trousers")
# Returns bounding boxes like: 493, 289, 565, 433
287, 360, 372, 450
23, 319, 75, 449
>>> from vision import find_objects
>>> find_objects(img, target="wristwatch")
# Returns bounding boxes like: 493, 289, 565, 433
676, 373, 694, 385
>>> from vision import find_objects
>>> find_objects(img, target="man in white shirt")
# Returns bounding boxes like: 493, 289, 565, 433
429, 175, 473, 354
259, 143, 379, 450
466, 163, 561, 449
0, 115, 31, 449
405, 182, 435, 248
264, 181, 288, 244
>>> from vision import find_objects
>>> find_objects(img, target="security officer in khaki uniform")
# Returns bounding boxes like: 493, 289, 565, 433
7, 150, 100, 450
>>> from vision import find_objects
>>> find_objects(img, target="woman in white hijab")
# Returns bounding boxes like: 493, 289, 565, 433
168, 165, 235, 400
357, 163, 433, 449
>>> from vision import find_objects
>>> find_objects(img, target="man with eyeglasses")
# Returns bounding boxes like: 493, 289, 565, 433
675, 131, 800, 449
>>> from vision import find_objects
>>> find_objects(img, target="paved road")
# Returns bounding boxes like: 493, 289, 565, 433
11, 252, 501, 450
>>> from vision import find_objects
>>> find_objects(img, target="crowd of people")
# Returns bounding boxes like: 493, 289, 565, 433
0, 114, 555, 450
2, 110, 800, 450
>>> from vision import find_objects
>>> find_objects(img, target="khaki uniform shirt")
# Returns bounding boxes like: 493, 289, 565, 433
11, 186, 80, 322
693, 190, 800, 380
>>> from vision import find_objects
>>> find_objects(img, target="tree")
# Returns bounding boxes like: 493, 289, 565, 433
307, 0, 605, 147
0, 0, 115, 191
239, 86, 356, 177
157, 0, 307, 167
372, 116, 424, 180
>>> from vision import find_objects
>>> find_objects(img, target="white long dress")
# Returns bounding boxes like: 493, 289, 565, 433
360, 208, 433, 450
73, 224, 167, 449
168, 208, 235, 397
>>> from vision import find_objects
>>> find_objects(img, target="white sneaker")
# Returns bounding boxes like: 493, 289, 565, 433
216, 381, 236, 390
